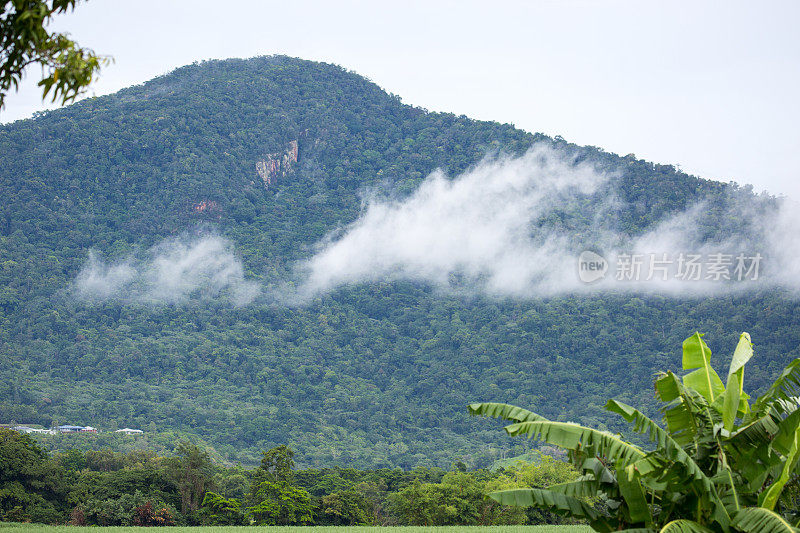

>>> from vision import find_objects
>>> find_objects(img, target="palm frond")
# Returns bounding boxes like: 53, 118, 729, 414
656, 372, 699, 444
729, 414, 780, 451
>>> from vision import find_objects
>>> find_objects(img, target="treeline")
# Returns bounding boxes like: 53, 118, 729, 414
0, 429, 582, 526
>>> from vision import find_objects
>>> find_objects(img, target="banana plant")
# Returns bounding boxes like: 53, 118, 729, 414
470, 332, 800, 532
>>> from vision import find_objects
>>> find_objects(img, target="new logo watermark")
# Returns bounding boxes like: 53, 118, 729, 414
578, 250, 608, 283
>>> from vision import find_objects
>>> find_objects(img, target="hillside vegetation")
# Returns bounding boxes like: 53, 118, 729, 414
1, 56, 798, 467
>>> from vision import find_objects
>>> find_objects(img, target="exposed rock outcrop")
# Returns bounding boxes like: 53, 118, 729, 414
190, 200, 221, 219
256, 140, 299, 189
193, 200, 219, 213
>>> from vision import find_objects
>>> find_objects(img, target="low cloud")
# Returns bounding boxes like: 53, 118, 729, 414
293, 144, 611, 298
74, 235, 260, 306
289, 144, 800, 300
73, 146, 800, 306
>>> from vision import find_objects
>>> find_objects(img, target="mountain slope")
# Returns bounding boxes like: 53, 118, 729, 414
1, 56, 797, 467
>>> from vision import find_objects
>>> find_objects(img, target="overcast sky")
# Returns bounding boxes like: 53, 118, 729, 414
3, 1, 799, 198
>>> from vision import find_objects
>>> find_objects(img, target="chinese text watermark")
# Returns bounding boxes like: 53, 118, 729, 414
578, 252, 762, 283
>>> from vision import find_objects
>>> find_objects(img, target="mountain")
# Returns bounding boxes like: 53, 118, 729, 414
1, 56, 798, 468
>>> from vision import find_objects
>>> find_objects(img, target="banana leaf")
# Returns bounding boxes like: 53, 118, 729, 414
682, 332, 725, 404
752, 359, 800, 418
733, 507, 797, 533
659, 520, 715, 533
722, 333, 753, 430
503, 419, 646, 465
488, 487, 612, 531
758, 409, 800, 510
467, 402, 546, 422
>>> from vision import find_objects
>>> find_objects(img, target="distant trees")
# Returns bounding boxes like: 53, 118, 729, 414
254, 444, 295, 484
471, 332, 800, 532
318, 487, 371, 525
246, 481, 314, 525
1, 436, 210, 525
166, 441, 214, 518
0, 435, 591, 526
0, 428, 68, 522
486, 456, 584, 526
131, 501, 175, 526
76, 491, 176, 527
199, 492, 245, 525
196, 445, 320, 526
245, 445, 313, 525
388, 473, 492, 526
386, 463, 577, 526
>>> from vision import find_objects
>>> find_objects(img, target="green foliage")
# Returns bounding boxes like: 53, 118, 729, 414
233, 444, 314, 525
0, 436, 592, 527
0, 525, 595, 533
66, 464, 180, 526
732, 507, 796, 533
257, 444, 295, 484
246, 480, 314, 525
78, 491, 176, 527
0, 429, 67, 523
199, 492, 245, 525
165, 441, 214, 520
0, 0, 107, 110
318, 487, 371, 525
472, 331, 800, 532
54, 448, 85, 471
386, 464, 578, 526
487, 456, 584, 525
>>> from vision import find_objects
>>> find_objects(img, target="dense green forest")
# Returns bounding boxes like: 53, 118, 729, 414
1, 56, 798, 468
0, 429, 579, 526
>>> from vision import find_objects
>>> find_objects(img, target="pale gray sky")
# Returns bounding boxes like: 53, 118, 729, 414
3, 1, 799, 198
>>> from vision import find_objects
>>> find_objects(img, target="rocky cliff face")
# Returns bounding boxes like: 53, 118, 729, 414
256, 140, 299, 188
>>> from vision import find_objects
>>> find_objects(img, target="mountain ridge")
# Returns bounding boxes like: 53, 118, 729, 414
0, 55, 796, 468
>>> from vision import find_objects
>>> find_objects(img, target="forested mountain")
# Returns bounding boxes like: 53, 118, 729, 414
1, 56, 798, 468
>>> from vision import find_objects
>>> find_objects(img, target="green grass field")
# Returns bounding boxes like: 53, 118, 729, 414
0, 524, 591, 533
